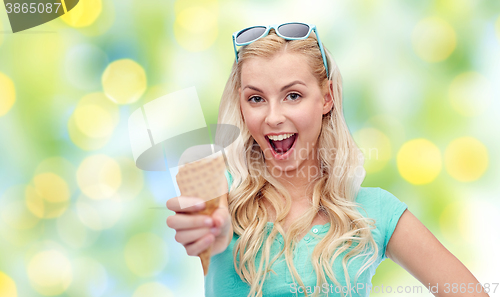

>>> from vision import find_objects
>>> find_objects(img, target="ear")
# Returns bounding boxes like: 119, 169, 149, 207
322, 80, 334, 115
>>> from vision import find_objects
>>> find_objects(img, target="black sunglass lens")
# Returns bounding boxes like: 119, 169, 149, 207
236, 27, 267, 44
278, 23, 309, 38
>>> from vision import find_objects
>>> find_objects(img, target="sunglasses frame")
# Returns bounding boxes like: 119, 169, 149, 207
232, 22, 329, 78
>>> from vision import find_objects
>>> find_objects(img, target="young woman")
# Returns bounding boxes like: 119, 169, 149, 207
166, 23, 488, 297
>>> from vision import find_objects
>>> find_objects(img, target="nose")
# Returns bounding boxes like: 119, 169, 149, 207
265, 103, 286, 127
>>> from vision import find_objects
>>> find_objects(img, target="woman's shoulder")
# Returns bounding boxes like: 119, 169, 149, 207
355, 186, 408, 226
355, 186, 406, 207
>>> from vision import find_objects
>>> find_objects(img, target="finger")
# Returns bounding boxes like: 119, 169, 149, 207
185, 233, 215, 256
166, 214, 213, 230
211, 207, 229, 229
166, 196, 206, 213
174, 227, 219, 245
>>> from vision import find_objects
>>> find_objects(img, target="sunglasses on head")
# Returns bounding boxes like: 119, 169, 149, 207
232, 22, 330, 78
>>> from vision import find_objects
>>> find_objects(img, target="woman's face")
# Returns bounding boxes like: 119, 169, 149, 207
239, 51, 333, 176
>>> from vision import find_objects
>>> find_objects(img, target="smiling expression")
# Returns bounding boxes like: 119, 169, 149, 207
239, 51, 333, 175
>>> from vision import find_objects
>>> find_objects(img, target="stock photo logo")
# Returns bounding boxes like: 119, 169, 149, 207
3, 0, 79, 32
128, 87, 240, 205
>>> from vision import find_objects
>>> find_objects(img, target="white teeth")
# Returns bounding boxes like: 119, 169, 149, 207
267, 133, 295, 141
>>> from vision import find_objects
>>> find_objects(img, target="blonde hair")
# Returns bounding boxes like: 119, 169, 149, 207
216, 29, 378, 297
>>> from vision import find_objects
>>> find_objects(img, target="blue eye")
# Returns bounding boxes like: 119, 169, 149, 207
248, 96, 264, 103
287, 93, 302, 101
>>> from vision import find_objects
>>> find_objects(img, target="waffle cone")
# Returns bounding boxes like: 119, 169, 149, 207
175, 153, 227, 276
197, 194, 224, 275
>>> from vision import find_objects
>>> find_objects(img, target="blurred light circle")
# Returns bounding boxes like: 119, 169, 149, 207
132, 282, 173, 297
76, 92, 119, 124
176, 6, 217, 34
67, 257, 107, 297
76, 194, 122, 230
445, 137, 488, 182
102, 59, 147, 104
61, 0, 102, 28
67, 91, 119, 150
412, 17, 456, 62
76, 155, 122, 199
76, 0, 115, 36
448, 72, 492, 117
435, 0, 474, 20
116, 157, 144, 201
0, 185, 40, 230
174, 0, 217, 13
35, 157, 77, 193
25, 173, 71, 219
353, 128, 391, 173
397, 139, 442, 184
74, 105, 114, 138
174, 6, 218, 51
64, 44, 108, 90
68, 115, 109, 151
0, 72, 16, 117
124, 233, 168, 277
27, 250, 72, 296
0, 271, 17, 297
57, 208, 99, 249
69, 92, 119, 148
34, 173, 71, 203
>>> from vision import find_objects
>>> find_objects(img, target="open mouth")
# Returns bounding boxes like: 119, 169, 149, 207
265, 133, 297, 155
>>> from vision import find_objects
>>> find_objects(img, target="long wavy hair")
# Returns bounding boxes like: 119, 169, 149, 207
215, 29, 378, 297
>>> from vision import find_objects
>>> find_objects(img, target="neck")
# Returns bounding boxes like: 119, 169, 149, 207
266, 160, 322, 202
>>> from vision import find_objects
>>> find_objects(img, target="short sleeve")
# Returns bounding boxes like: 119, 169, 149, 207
378, 188, 408, 261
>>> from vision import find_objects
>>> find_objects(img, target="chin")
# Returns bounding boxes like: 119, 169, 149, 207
265, 160, 299, 174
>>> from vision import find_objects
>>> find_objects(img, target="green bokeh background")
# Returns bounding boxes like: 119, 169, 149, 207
0, 0, 499, 296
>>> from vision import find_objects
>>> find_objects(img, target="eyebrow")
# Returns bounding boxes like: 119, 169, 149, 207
242, 80, 306, 93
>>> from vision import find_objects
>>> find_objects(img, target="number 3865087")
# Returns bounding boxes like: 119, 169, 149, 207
5, 2, 62, 14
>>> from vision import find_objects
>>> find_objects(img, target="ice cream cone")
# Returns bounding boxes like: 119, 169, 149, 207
196, 193, 226, 275
175, 153, 227, 275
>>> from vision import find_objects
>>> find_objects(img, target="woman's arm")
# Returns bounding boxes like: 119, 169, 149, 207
386, 209, 490, 297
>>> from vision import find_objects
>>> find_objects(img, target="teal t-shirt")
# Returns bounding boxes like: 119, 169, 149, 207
205, 173, 408, 297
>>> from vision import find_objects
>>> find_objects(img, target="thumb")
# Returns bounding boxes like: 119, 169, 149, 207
211, 207, 229, 229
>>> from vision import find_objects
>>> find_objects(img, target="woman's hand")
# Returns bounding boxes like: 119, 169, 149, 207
166, 196, 233, 257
